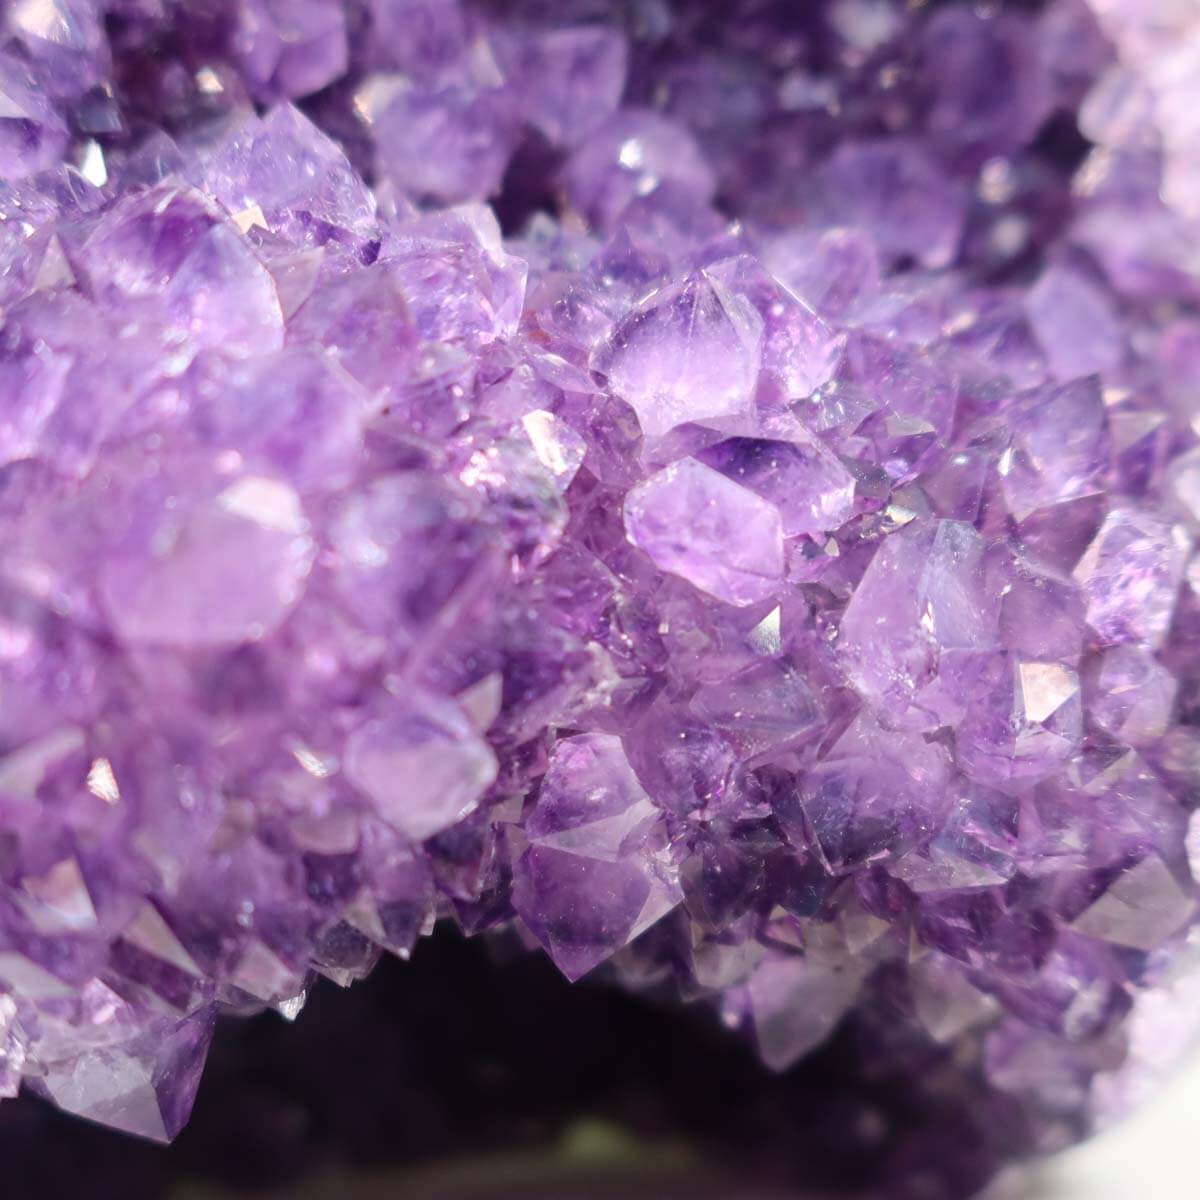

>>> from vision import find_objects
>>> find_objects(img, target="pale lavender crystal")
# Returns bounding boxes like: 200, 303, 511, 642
689, 658, 823, 764
741, 951, 864, 1071
4, 4, 1200, 1190
1072, 855, 1196, 951
27, 1008, 215, 1143
839, 519, 998, 719
1074, 509, 1191, 648
512, 734, 680, 981
764, 227, 881, 322
624, 458, 784, 606
345, 693, 498, 841
921, 8, 1052, 163
0, 995, 23, 1098
816, 140, 967, 269
230, 0, 349, 101
702, 255, 843, 400
327, 472, 492, 639
496, 25, 627, 149
1026, 262, 1124, 381
1088, 645, 1179, 745
96, 453, 314, 648
956, 655, 1084, 787
73, 184, 285, 361
372, 74, 519, 204
200, 104, 379, 252
999, 377, 1110, 521
562, 109, 717, 230
697, 436, 855, 539
784, 714, 952, 872
593, 265, 764, 437
0, 52, 68, 177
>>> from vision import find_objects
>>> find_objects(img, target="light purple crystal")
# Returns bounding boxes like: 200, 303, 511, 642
698, 436, 855, 539
839, 519, 998, 720
1074, 509, 1191, 648
95, 454, 314, 648
624, 458, 784, 606
593, 266, 764, 438
1026, 262, 1124, 381
1, 5, 1199, 1192
816, 140, 968, 269
345, 693, 498, 841
512, 734, 680, 981
497, 25, 627, 149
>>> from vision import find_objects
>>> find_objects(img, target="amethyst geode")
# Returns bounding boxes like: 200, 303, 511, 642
2, 0, 1200, 1187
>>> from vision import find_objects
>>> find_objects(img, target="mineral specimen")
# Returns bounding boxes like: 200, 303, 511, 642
0, 4, 1199, 1197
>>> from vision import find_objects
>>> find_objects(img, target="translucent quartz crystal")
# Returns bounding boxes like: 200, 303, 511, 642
1, 7, 1200, 1197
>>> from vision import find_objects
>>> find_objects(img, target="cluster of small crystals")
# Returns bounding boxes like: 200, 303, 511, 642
2, 0, 1200, 1180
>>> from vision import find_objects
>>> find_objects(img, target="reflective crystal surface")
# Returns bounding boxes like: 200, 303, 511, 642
1, 7, 1199, 1197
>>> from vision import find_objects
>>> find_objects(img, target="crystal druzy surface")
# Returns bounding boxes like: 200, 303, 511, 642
1, 0, 1200, 1189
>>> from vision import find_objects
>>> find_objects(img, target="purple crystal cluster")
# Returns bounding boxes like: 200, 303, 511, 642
2, 0, 1200, 1181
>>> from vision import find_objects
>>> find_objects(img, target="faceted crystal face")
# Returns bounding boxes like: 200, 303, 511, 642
1074, 509, 1191, 648
593, 267, 764, 438
701, 255, 843, 400
815, 140, 968, 269
698, 436, 855, 538
839, 519, 998, 718
0, 52, 69, 178
345, 695, 498, 841
1026, 263, 1124, 381
999, 378, 1109, 521
624, 458, 785, 606
744, 953, 864, 1071
73, 184, 285, 361
1088, 645, 1178, 745
786, 715, 953, 872
1072, 855, 1196, 951
97, 455, 315, 648
202, 104, 379, 252
6, 2, 1200, 1179
513, 734, 680, 981
955, 655, 1083, 788
31, 1009, 215, 1143
328, 472, 493, 640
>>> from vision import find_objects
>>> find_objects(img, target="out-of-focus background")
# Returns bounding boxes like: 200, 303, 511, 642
981, 1052, 1200, 1200
2, 928, 1194, 1200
